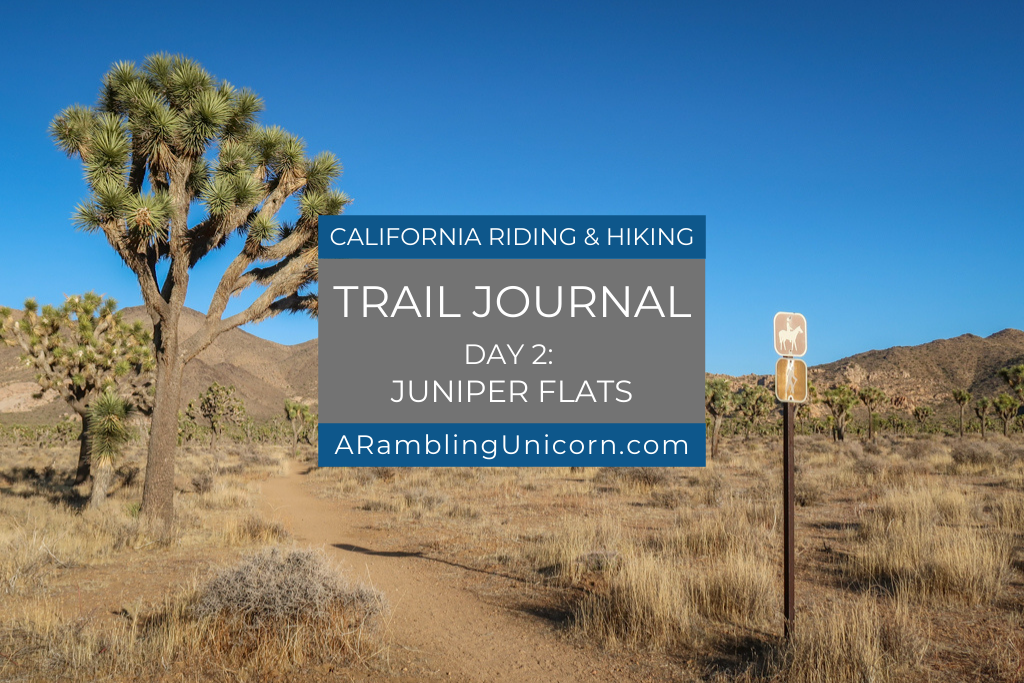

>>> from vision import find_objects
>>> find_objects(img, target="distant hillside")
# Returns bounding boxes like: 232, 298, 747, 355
710, 329, 1024, 415
0, 306, 317, 423
808, 330, 1024, 409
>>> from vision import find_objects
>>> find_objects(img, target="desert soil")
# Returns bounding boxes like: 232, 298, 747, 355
261, 461, 656, 683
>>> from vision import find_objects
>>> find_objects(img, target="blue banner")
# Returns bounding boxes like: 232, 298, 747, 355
319, 422, 706, 467
319, 215, 705, 260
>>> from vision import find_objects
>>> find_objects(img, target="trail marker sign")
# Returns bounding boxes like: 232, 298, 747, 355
773, 312, 807, 357
775, 358, 808, 403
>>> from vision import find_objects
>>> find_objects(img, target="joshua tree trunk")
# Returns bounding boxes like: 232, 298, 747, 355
958, 405, 965, 439
291, 420, 301, 458
89, 460, 113, 509
711, 414, 723, 459
141, 322, 183, 529
866, 410, 874, 441
73, 410, 92, 485
980, 418, 987, 441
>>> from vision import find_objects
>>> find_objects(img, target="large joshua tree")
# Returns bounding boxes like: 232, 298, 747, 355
51, 55, 347, 527
0, 293, 153, 484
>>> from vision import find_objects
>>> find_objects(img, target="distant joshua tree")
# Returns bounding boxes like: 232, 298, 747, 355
913, 406, 932, 430
993, 393, 1020, 438
952, 389, 972, 439
0, 294, 153, 484
794, 380, 817, 432
974, 397, 992, 440
197, 382, 246, 440
284, 399, 312, 458
857, 387, 886, 441
998, 365, 1024, 404
736, 385, 774, 440
704, 378, 734, 459
822, 385, 857, 442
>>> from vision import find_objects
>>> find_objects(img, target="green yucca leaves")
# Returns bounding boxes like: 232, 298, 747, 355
142, 53, 174, 90
304, 152, 342, 193
247, 214, 280, 245
202, 174, 236, 216
300, 189, 352, 218
89, 389, 136, 465
51, 105, 98, 158
125, 191, 172, 240
223, 88, 263, 140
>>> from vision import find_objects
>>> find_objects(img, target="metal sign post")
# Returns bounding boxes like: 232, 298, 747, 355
773, 311, 807, 640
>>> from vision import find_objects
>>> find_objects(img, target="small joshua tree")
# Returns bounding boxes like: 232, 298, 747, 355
822, 385, 857, 442
285, 399, 311, 457
952, 389, 972, 439
88, 389, 135, 508
794, 380, 816, 433
993, 393, 1020, 438
704, 378, 733, 458
0, 293, 153, 484
913, 405, 932, 430
857, 386, 886, 441
736, 384, 774, 440
974, 397, 992, 440
998, 365, 1024, 404
198, 382, 246, 441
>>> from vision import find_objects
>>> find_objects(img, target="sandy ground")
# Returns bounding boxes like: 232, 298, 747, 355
261, 461, 654, 683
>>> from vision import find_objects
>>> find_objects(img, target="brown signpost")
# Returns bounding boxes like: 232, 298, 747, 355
774, 311, 807, 640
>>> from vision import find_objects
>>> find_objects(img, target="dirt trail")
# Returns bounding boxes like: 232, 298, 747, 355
261, 462, 643, 683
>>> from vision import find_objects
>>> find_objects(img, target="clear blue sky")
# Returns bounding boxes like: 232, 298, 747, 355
0, 1, 1020, 375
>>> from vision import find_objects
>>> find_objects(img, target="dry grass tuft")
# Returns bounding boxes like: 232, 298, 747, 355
846, 486, 1012, 604
764, 595, 926, 683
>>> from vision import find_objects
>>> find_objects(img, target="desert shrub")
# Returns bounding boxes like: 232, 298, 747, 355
649, 489, 686, 509
132, 548, 389, 673
950, 441, 1002, 468
599, 467, 670, 490
697, 471, 726, 507
371, 466, 397, 482
795, 479, 824, 506
191, 547, 383, 622
191, 473, 214, 494
996, 442, 1024, 464
898, 439, 933, 461
862, 440, 884, 456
